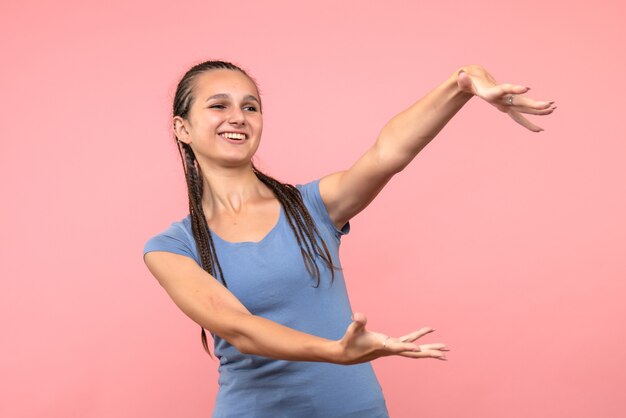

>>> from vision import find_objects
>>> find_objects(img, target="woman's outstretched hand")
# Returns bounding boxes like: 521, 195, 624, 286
335, 312, 449, 365
457, 65, 556, 132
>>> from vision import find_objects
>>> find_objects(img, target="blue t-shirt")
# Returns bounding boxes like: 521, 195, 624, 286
144, 179, 389, 418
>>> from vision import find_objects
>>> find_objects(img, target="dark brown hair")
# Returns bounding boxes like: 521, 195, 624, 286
172, 60, 338, 355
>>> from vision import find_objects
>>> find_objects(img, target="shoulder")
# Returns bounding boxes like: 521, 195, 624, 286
296, 179, 350, 238
143, 215, 200, 264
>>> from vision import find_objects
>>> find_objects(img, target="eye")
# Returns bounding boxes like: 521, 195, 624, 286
209, 104, 226, 109
243, 105, 258, 112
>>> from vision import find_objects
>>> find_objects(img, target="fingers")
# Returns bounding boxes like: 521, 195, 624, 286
382, 337, 423, 354
385, 328, 449, 360
488, 83, 557, 131
507, 95, 553, 109
505, 95, 557, 115
513, 106, 556, 116
508, 110, 544, 132
386, 327, 450, 360
418, 343, 450, 352
354, 326, 450, 362
399, 327, 435, 343
391, 342, 449, 360
495, 91, 555, 132
491, 83, 529, 99
398, 347, 449, 361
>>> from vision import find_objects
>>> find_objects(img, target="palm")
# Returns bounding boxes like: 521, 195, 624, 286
338, 312, 449, 365
457, 65, 556, 132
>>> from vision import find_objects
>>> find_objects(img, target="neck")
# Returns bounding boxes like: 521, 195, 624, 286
198, 161, 271, 216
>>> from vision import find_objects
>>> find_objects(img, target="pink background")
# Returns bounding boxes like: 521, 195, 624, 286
2, 1, 625, 417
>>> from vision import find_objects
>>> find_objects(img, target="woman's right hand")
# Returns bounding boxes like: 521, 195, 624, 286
335, 312, 449, 365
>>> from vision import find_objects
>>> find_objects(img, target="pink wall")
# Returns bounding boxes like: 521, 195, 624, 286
2, 1, 625, 417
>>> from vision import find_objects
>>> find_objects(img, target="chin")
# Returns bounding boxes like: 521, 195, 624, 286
219, 156, 255, 169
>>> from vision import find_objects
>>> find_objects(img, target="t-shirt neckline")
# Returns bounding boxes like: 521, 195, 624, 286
208, 204, 284, 246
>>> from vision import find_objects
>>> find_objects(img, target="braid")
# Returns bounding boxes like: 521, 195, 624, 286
177, 141, 227, 355
172, 60, 338, 356
253, 166, 336, 287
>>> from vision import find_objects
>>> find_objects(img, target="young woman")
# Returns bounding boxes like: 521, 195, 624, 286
143, 60, 555, 417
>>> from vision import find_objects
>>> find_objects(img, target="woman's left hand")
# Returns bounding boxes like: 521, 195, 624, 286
457, 65, 556, 132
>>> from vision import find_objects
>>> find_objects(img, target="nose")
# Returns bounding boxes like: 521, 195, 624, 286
227, 107, 245, 125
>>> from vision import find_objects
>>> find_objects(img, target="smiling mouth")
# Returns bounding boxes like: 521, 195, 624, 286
219, 132, 247, 140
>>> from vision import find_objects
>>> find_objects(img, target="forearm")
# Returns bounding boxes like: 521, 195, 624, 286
376, 67, 474, 172
149, 252, 343, 363
223, 311, 342, 363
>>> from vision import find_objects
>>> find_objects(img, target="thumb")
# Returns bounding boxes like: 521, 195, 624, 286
346, 312, 367, 335
457, 70, 474, 94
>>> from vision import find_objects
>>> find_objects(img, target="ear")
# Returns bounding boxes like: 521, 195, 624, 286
173, 116, 192, 144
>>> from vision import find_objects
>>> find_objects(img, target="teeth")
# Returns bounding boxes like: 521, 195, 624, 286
220, 132, 246, 140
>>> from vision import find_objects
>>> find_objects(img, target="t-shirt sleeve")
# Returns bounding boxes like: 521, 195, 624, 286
143, 220, 200, 264
297, 179, 350, 240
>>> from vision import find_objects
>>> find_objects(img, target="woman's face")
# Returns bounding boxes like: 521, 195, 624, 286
177, 69, 263, 169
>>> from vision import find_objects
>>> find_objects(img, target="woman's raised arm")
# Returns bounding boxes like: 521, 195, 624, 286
144, 251, 448, 364
320, 65, 556, 229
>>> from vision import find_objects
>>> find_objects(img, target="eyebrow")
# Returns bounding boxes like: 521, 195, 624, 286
205, 93, 260, 104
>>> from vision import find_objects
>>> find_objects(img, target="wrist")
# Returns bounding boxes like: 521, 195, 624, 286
324, 340, 346, 364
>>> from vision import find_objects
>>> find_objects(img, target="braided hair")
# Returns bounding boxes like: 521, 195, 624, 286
172, 60, 339, 355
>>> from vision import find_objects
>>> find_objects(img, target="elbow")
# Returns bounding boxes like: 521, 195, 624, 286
215, 317, 258, 356
234, 339, 255, 355
373, 137, 412, 176
231, 335, 268, 357
377, 117, 432, 173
